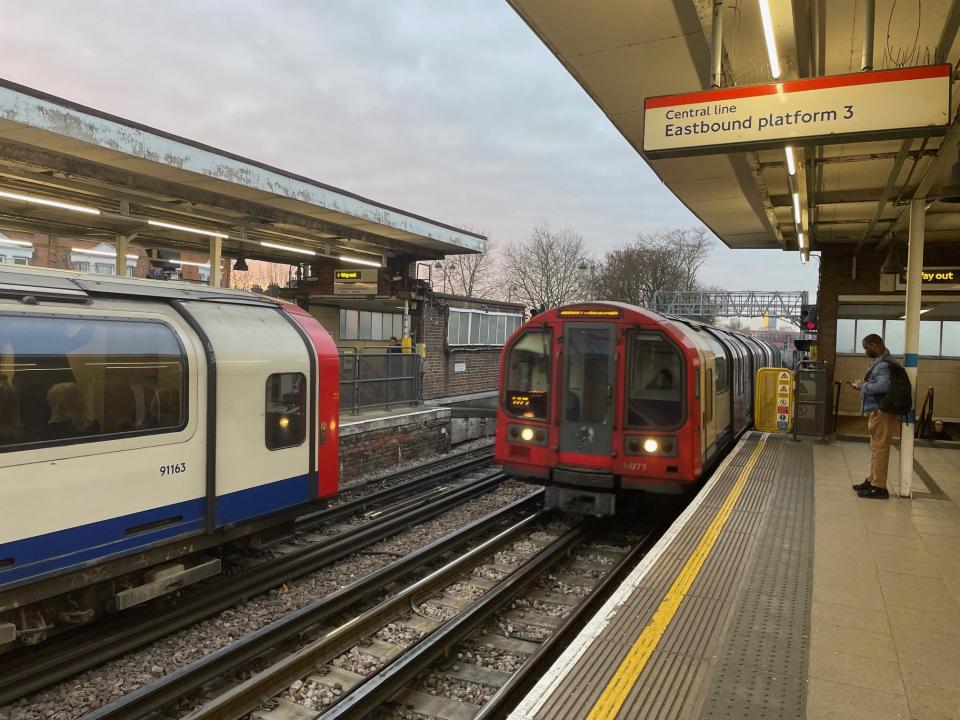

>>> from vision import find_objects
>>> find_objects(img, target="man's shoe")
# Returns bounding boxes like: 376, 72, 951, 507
857, 485, 889, 499
853, 478, 872, 491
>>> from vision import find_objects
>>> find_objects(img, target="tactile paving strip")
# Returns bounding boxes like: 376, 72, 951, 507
697, 439, 813, 720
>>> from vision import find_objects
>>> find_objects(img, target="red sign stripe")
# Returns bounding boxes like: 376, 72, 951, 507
645, 64, 950, 110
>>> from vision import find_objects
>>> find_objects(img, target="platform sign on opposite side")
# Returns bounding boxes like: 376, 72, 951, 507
643, 65, 951, 158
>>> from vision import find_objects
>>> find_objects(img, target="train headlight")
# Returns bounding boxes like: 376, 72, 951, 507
520, 427, 536, 442
643, 438, 659, 454
279, 416, 290, 429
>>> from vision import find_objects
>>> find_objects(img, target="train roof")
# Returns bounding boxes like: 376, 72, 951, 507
0, 263, 280, 307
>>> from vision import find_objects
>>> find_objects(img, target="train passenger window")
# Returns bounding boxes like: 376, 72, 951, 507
0, 315, 186, 452
504, 330, 550, 420
626, 333, 684, 429
701, 333, 728, 393
265, 373, 307, 450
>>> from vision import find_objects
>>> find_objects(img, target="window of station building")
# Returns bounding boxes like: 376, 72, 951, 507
503, 330, 550, 420
264, 373, 306, 451
626, 333, 684, 429
448, 309, 523, 347
837, 317, 957, 357
339, 309, 403, 342
0, 315, 186, 452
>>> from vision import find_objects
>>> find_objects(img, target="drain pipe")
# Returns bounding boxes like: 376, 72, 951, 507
711, 0, 724, 88
861, 0, 875, 71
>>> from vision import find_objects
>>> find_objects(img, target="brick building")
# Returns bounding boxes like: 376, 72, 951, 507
0, 229, 230, 286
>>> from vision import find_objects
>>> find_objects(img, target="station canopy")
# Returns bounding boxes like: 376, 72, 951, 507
509, 0, 960, 258
0, 79, 484, 265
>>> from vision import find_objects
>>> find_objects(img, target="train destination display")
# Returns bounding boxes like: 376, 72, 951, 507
643, 65, 950, 157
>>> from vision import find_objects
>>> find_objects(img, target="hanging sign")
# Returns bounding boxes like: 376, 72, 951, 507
643, 65, 951, 158
896, 266, 960, 291
334, 268, 378, 296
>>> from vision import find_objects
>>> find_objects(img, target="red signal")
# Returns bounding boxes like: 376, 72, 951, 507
805, 321, 816, 330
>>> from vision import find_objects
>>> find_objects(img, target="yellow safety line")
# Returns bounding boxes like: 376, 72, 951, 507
586, 435, 769, 720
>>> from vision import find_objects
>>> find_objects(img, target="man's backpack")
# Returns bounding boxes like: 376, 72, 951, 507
867, 360, 913, 415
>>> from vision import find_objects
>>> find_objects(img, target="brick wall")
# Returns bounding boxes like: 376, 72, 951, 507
338, 409, 451, 483
416, 295, 522, 401
818, 241, 958, 394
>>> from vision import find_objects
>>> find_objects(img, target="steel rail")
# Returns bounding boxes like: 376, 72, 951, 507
177, 510, 558, 720
475, 526, 662, 719
318, 524, 586, 720
0, 468, 506, 706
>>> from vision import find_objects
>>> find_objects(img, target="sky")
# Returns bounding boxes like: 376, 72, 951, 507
0, 0, 818, 295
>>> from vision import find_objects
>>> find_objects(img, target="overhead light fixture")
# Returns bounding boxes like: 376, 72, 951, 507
0, 238, 34, 247
71, 247, 138, 259
785, 146, 796, 175
170, 259, 211, 268
792, 192, 802, 224
797, 231, 806, 249
0, 189, 101, 215
900, 307, 933, 319
259, 240, 316, 256
758, 0, 782, 79
938, 147, 960, 202
339, 254, 382, 268
233, 253, 249, 272
147, 220, 228, 239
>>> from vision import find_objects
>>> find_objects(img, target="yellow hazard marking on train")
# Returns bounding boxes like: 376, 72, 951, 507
586, 435, 769, 720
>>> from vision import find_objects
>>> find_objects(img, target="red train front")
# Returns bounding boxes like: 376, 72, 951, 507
494, 302, 778, 515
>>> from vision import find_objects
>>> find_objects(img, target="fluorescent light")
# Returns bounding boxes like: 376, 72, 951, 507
900, 307, 933, 319
71, 247, 138, 259
785, 146, 796, 175
792, 192, 802, 224
0, 189, 101, 215
339, 254, 381, 268
169, 259, 211, 268
147, 220, 228, 239
758, 0, 781, 79
0, 238, 33, 247
259, 240, 316, 256
797, 231, 806, 249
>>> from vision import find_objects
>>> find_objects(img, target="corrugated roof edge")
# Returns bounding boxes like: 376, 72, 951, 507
0, 77, 486, 244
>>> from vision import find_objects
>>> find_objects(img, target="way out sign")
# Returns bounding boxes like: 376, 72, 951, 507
643, 65, 950, 158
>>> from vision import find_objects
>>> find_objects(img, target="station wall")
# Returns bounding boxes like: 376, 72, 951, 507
818, 242, 960, 425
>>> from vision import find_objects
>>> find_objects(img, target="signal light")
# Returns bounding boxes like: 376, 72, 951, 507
800, 304, 818, 333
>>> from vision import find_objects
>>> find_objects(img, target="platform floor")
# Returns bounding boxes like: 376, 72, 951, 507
510, 434, 960, 720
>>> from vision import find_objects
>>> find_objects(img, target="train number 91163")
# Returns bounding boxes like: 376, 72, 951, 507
160, 462, 187, 476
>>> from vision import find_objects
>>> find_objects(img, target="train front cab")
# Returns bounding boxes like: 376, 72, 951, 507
497, 308, 709, 516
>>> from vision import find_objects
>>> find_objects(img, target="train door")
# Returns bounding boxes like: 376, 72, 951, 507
560, 324, 615, 457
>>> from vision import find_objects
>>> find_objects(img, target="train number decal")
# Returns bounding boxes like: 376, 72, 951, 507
160, 462, 187, 476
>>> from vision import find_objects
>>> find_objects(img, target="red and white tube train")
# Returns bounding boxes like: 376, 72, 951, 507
0, 264, 339, 647
494, 303, 780, 515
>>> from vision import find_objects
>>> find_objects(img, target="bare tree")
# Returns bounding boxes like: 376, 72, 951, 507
230, 260, 293, 293
595, 227, 713, 307
433, 237, 501, 298
502, 224, 590, 310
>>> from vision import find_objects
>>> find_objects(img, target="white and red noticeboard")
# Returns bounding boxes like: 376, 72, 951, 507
643, 65, 951, 157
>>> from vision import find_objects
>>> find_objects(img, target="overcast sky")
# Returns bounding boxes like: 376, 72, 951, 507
0, 0, 817, 294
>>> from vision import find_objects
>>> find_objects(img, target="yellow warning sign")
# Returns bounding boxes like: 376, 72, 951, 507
756, 367, 794, 432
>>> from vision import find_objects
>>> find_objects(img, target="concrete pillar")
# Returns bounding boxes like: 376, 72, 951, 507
115, 235, 129, 277
209, 236, 222, 288
898, 198, 924, 498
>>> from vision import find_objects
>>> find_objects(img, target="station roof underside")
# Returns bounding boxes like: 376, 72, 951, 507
510, 0, 960, 255
0, 79, 484, 264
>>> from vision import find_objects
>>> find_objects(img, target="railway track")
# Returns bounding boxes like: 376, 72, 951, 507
79, 512, 658, 720
0, 448, 499, 707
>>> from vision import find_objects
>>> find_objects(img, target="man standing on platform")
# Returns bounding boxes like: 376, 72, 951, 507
850, 334, 898, 499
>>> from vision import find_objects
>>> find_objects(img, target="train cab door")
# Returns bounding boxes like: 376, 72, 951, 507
559, 324, 616, 459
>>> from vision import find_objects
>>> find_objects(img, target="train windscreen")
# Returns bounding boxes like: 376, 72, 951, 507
504, 330, 550, 420
626, 333, 684, 429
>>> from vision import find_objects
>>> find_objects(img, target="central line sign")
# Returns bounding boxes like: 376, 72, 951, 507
643, 65, 951, 158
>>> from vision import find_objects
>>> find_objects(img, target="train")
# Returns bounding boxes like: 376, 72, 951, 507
494, 302, 780, 515
0, 264, 339, 647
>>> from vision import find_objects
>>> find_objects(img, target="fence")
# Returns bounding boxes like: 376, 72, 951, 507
339, 348, 420, 415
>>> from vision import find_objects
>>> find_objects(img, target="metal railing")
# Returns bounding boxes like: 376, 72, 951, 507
339, 348, 420, 415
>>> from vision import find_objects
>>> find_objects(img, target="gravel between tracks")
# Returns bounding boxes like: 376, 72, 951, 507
0, 479, 532, 720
